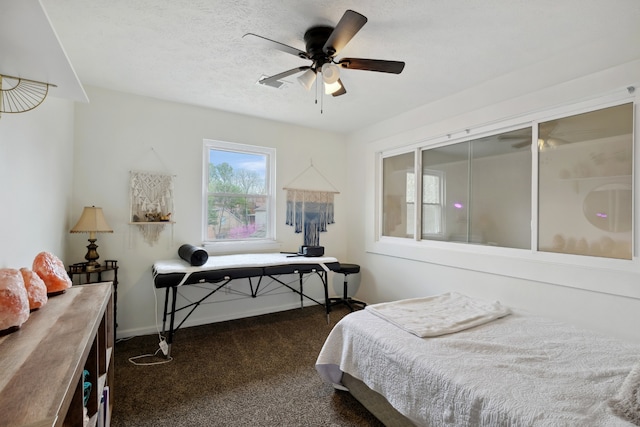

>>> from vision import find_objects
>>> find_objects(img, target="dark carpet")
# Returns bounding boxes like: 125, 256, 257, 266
111, 305, 384, 427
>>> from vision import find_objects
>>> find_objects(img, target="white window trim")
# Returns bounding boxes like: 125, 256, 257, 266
202, 139, 279, 253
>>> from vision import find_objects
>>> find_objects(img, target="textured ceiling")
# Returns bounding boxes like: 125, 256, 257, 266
34, 0, 640, 133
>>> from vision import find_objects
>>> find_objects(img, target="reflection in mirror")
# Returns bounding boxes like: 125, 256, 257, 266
538, 103, 633, 154
382, 152, 415, 238
583, 184, 632, 233
421, 128, 532, 248
538, 102, 633, 260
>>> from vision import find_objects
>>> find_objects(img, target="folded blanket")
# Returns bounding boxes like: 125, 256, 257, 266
365, 292, 511, 337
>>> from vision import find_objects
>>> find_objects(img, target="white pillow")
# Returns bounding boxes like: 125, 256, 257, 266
609, 362, 640, 426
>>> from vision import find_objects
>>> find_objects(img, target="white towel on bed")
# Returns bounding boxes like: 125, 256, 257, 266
365, 292, 511, 337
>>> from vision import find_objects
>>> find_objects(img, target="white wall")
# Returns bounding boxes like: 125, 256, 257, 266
5, 63, 640, 345
0, 97, 75, 269
346, 60, 640, 343
70, 86, 348, 338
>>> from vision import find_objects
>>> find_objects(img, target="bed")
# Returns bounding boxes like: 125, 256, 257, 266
316, 292, 640, 426
153, 253, 340, 356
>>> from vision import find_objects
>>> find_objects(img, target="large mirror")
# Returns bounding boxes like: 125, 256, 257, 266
583, 183, 632, 233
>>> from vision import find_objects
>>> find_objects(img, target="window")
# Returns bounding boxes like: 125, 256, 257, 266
380, 102, 634, 259
382, 128, 532, 248
203, 140, 275, 244
415, 128, 533, 248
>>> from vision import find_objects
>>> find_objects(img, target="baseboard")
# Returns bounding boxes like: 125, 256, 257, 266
116, 299, 323, 340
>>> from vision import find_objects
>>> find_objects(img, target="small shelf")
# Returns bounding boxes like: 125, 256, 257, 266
558, 174, 631, 182
129, 221, 176, 225
129, 171, 175, 245
557, 174, 631, 194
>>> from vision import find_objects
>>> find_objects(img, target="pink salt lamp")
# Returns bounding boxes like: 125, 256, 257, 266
20, 267, 48, 310
33, 252, 72, 295
0, 268, 30, 332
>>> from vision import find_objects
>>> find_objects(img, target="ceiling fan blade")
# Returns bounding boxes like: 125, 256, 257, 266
323, 10, 367, 56
338, 58, 405, 74
511, 140, 531, 149
243, 33, 309, 59
257, 66, 311, 88
331, 79, 347, 97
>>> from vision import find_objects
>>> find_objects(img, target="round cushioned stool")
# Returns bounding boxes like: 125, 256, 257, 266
329, 263, 366, 312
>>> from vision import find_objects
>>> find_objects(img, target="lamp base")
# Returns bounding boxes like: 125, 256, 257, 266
84, 238, 101, 269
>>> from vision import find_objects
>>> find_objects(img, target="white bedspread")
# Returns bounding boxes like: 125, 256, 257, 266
366, 292, 511, 337
153, 253, 338, 286
316, 309, 640, 426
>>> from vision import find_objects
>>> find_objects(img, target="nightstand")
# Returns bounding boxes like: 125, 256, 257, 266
68, 259, 119, 328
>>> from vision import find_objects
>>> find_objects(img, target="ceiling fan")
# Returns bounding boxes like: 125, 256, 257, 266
243, 10, 405, 97
498, 123, 568, 150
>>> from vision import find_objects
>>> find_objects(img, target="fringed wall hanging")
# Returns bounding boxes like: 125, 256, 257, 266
284, 161, 339, 247
129, 170, 175, 246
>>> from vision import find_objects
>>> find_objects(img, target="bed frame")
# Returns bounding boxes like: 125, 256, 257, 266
342, 373, 415, 427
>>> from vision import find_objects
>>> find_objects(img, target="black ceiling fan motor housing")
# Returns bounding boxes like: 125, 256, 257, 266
303, 26, 334, 64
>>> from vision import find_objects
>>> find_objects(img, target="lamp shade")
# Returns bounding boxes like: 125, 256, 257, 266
324, 80, 342, 95
70, 206, 113, 234
321, 63, 340, 84
297, 69, 317, 91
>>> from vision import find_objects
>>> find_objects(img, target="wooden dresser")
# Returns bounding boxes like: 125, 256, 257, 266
0, 282, 114, 427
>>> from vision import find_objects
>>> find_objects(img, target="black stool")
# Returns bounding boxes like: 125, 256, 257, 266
329, 263, 366, 312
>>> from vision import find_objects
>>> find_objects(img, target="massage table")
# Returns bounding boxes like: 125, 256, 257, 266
153, 253, 340, 356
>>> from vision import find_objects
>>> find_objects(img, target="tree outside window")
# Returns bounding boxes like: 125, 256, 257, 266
204, 141, 275, 242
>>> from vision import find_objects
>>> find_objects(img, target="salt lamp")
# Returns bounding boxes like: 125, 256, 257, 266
20, 267, 48, 310
33, 251, 72, 295
0, 268, 30, 332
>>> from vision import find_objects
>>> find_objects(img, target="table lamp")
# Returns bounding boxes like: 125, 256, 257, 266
70, 206, 113, 269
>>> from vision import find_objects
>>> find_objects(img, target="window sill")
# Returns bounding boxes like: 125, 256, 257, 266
368, 237, 640, 300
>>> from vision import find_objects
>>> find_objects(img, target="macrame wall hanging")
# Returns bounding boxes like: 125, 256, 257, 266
284, 161, 339, 247
129, 170, 175, 246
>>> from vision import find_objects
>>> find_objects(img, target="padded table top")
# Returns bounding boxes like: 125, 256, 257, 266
153, 252, 340, 288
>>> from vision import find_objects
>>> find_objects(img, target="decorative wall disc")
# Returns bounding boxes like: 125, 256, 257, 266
0, 74, 56, 114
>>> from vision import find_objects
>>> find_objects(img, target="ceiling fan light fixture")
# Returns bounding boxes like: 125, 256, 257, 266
244, 10, 404, 103
324, 80, 342, 95
297, 69, 317, 91
321, 63, 340, 84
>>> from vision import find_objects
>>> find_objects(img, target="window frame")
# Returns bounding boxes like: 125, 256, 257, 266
373, 93, 638, 299
202, 139, 277, 252
380, 122, 535, 246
